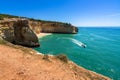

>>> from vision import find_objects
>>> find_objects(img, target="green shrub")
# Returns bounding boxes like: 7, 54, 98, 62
0, 17, 3, 20
0, 39, 7, 44
0, 14, 19, 18
55, 54, 69, 63
43, 54, 49, 61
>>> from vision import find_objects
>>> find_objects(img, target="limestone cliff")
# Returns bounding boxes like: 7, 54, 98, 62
29, 20, 78, 34
0, 19, 39, 47
0, 17, 78, 47
0, 18, 78, 34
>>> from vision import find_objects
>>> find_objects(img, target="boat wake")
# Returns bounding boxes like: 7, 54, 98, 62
69, 38, 87, 48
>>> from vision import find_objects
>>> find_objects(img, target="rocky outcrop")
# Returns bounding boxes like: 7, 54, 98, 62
29, 21, 78, 34
0, 18, 78, 47
0, 18, 78, 34
13, 20, 39, 47
0, 19, 39, 47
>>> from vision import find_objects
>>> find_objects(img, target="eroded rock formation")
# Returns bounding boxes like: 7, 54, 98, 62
0, 18, 78, 34
29, 21, 78, 34
0, 19, 39, 47
0, 18, 78, 47
13, 20, 39, 47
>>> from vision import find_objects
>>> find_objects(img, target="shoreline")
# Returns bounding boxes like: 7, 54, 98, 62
36, 33, 52, 38
0, 32, 111, 79
34, 33, 111, 80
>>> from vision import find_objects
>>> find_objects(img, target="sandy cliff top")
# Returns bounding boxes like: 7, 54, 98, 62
0, 44, 111, 80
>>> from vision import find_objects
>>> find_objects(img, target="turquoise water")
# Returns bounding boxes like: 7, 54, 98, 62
34, 27, 120, 80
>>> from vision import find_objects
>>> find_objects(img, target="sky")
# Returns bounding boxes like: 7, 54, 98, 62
0, 0, 120, 27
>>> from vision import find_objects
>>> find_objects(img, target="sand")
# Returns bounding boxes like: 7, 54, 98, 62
37, 33, 51, 38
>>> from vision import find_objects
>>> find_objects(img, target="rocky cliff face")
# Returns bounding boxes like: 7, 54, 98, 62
13, 20, 39, 47
0, 18, 78, 47
0, 18, 78, 34
0, 19, 39, 47
29, 21, 78, 34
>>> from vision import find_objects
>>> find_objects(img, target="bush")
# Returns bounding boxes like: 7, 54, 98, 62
0, 14, 19, 18
0, 39, 7, 44
42, 54, 49, 61
0, 17, 3, 20
55, 54, 69, 63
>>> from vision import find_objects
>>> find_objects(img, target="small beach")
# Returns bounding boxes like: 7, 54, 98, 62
37, 33, 52, 38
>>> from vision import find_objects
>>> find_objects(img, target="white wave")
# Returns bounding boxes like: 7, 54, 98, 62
70, 38, 87, 48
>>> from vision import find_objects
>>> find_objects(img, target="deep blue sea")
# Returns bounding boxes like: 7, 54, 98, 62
34, 27, 120, 80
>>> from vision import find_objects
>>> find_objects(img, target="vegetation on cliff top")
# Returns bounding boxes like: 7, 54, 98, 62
0, 39, 7, 44
0, 14, 19, 20
0, 14, 72, 26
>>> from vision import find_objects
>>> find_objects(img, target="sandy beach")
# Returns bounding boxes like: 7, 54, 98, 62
37, 33, 52, 38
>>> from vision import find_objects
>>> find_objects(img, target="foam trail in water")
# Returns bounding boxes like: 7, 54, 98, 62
69, 38, 87, 48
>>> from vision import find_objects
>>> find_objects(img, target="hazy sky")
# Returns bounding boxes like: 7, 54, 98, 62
0, 0, 120, 26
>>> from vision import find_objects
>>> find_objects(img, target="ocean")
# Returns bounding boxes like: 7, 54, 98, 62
34, 27, 120, 80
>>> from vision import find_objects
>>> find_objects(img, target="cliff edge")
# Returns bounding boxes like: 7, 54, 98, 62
0, 44, 111, 80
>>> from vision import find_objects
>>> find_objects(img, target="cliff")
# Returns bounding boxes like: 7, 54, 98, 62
0, 14, 78, 47
0, 19, 39, 47
0, 44, 111, 80
0, 14, 111, 80
0, 18, 78, 34
29, 20, 78, 34
0, 14, 78, 34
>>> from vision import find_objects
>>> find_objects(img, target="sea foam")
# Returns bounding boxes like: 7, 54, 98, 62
69, 38, 87, 48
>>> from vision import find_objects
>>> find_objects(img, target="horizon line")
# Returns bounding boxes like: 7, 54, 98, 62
77, 26, 120, 27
